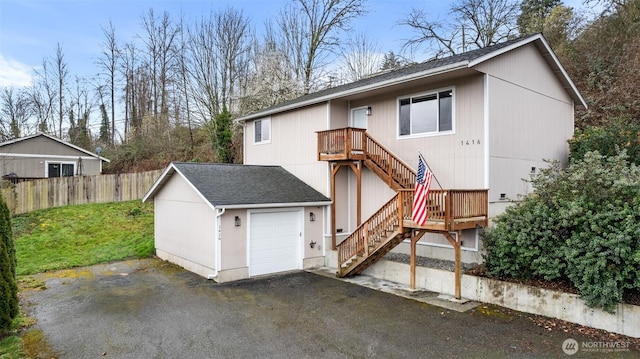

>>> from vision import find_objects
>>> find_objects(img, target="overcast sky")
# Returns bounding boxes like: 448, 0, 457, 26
0, 0, 598, 88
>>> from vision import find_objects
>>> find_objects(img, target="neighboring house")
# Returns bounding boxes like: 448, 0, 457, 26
142, 162, 331, 282
0, 132, 109, 180
235, 33, 586, 284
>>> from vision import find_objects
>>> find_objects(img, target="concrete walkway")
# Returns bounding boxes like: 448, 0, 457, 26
308, 267, 480, 312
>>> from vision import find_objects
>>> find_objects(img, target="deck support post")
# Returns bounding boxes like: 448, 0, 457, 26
444, 231, 462, 300
409, 230, 426, 289
331, 163, 339, 250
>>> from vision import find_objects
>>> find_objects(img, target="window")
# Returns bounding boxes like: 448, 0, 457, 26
47, 163, 74, 177
399, 89, 453, 136
254, 118, 271, 144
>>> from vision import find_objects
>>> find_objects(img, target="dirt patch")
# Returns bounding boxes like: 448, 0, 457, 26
21, 329, 57, 359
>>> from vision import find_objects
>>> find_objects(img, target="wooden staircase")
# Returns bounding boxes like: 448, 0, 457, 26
317, 128, 489, 278
326, 130, 417, 277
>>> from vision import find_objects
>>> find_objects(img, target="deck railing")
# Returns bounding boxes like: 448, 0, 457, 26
337, 188, 489, 270
337, 194, 400, 267
399, 189, 489, 228
317, 128, 415, 188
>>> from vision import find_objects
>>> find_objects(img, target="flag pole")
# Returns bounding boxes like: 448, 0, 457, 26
418, 151, 443, 189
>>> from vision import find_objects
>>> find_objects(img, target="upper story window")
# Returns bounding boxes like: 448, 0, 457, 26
254, 118, 271, 144
398, 88, 453, 137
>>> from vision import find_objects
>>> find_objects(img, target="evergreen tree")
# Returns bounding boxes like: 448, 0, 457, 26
99, 103, 111, 145
0, 192, 18, 333
214, 107, 233, 163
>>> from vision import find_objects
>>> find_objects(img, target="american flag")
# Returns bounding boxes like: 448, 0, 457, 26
411, 156, 433, 226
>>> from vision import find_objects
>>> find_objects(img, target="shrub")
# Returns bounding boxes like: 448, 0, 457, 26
568, 117, 640, 165
482, 151, 640, 312
0, 192, 18, 333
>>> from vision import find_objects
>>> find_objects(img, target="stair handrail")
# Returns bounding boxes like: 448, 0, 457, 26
363, 133, 416, 189
336, 193, 401, 268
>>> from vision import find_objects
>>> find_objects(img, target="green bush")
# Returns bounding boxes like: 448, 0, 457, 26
482, 151, 640, 312
569, 117, 640, 165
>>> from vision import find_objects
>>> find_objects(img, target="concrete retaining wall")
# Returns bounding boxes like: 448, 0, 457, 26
324, 253, 640, 338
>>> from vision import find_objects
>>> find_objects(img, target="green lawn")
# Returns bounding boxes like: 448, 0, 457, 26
13, 200, 155, 276
0, 200, 155, 357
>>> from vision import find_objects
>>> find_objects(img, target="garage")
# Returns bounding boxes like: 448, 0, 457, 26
249, 210, 301, 277
143, 162, 330, 283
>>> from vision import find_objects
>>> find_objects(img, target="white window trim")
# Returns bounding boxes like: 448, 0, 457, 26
45, 160, 76, 178
253, 117, 272, 145
396, 86, 456, 139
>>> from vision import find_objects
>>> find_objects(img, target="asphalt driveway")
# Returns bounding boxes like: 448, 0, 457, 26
20, 258, 637, 358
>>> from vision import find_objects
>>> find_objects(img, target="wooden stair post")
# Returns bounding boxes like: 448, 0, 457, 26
444, 231, 462, 300
410, 230, 426, 289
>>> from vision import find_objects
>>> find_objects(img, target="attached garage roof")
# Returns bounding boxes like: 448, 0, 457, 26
143, 162, 331, 209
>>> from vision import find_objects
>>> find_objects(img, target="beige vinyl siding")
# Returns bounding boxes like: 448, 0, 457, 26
480, 43, 574, 202
350, 75, 486, 189
487, 76, 573, 201
330, 99, 349, 128
303, 206, 324, 258
244, 103, 330, 195
219, 208, 247, 271
334, 169, 349, 234
473, 44, 573, 105
154, 174, 216, 272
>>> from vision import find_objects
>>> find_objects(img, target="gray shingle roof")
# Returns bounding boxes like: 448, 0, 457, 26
149, 162, 330, 208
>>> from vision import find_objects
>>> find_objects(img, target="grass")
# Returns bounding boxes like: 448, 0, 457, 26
0, 200, 155, 357
13, 200, 154, 276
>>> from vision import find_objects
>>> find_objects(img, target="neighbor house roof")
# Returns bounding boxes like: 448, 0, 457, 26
142, 162, 331, 209
236, 33, 586, 122
0, 132, 110, 162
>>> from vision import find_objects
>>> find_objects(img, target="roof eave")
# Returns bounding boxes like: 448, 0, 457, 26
218, 201, 332, 209
235, 61, 470, 122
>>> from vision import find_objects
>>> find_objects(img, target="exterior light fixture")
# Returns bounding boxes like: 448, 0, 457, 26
309, 212, 315, 222
235, 216, 241, 227
366, 106, 372, 116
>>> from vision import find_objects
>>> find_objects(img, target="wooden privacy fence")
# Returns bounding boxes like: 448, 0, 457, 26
1, 170, 162, 215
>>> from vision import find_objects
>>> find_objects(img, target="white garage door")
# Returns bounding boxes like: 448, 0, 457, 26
249, 210, 301, 277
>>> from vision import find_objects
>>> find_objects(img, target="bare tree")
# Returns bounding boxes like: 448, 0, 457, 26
339, 33, 383, 82
213, 7, 252, 112
28, 58, 57, 133
67, 76, 92, 149
400, 0, 519, 58
276, 0, 368, 94
241, 25, 299, 114
54, 43, 69, 138
0, 87, 33, 140
188, 7, 252, 123
140, 9, 180, 130
97, 21, 119, 145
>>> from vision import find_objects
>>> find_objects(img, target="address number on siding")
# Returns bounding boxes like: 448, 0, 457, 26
461, 139, 481, 145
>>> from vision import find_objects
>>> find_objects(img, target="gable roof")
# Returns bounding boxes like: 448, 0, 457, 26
236, 33, 585, 122
0, 132, 110, 162
142, 162, 331, 209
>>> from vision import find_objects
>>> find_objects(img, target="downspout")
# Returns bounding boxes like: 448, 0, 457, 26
209, 208, 225, 280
